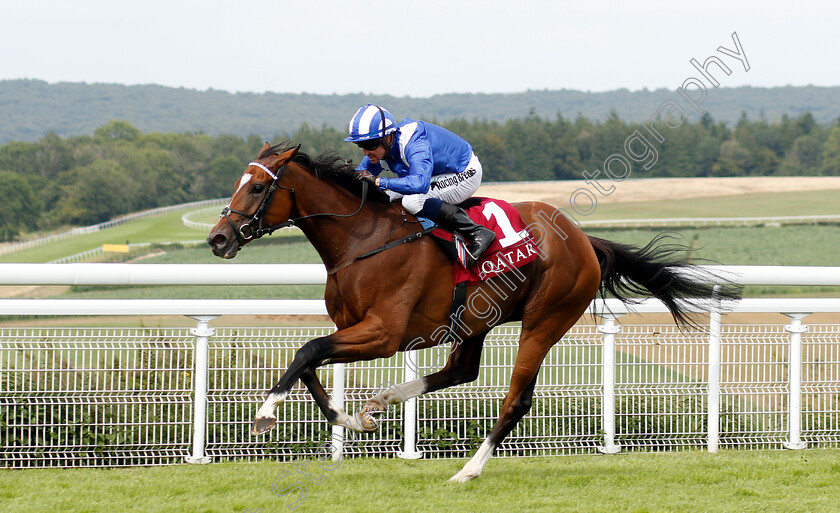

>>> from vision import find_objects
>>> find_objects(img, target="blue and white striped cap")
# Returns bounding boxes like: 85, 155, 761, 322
344, 104, 396, 142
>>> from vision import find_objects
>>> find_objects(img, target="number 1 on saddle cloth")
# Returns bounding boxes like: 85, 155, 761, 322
418, 197, 540, 285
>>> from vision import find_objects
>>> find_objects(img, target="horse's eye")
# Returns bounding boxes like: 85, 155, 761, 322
252, 184, 265, 194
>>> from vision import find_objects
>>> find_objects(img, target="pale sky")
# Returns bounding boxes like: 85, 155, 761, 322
1, 0, 837, 97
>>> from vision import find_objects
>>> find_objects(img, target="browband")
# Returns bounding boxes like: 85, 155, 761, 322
248, 161, 278, 180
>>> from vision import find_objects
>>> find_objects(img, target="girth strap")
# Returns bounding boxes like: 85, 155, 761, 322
444, 281, 468, 344
326, 227, 436, 275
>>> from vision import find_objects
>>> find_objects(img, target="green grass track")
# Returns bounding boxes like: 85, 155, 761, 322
0, 210, 210, 263
1, 450, 838, 512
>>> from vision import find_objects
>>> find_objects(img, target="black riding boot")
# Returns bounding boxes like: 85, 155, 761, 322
435, 202, 496, 267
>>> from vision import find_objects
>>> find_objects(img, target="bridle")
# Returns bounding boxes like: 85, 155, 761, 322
219, 159, 369, 243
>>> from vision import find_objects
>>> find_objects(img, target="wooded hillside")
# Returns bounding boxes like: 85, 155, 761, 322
1, 110, 837, 241
2, 79, 838, 144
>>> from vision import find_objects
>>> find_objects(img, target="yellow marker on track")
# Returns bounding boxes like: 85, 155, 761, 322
103, 244, 130, 253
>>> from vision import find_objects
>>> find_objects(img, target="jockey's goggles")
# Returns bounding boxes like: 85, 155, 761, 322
355, 138, 382, 151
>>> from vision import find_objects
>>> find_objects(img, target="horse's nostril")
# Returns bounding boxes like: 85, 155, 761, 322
211, 234, 227, 247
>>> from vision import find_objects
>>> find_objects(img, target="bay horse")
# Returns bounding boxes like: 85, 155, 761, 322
207, 143, 740, 482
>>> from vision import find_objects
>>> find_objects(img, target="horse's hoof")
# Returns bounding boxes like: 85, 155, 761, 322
449, 472, 477, 483
358, 411, 379, 431
360, 401, 384, 414
252, 415, 277, 435
358, 401, 386, 431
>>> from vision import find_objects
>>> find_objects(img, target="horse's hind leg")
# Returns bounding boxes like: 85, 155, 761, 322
449, 344, 545, 483
449, 306, 589, 482
354, 334, 487, 430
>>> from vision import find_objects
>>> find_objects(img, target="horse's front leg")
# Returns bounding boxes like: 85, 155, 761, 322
253, 320, 399, 435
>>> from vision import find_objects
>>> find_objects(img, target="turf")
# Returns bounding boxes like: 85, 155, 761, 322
585, 189, 840, 220
43, 225, 840, 302
186, 189, 840, 222
590, 225, 840, 266
4, 188, 840, 264
0, 210, 210, 263
3, 190, 840, 302
1, 450, 838, 512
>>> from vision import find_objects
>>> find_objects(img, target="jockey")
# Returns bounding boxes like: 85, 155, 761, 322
345, 104, 496, 267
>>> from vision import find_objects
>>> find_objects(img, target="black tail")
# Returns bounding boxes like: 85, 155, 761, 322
588, 233, 742, 328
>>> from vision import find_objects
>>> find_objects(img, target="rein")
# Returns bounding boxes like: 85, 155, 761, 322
221, 159, 434, 273
326, 226, 435, 275
220, 161, 370, 242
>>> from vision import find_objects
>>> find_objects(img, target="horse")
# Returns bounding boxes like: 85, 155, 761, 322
207, 143, 740, 482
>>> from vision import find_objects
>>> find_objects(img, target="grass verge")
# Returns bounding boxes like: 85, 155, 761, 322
1, 450, 838, 512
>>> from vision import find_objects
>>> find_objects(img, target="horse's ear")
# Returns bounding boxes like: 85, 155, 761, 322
256, 141, 271, 158
275, 144, 301, 163
260, 144, 301, 168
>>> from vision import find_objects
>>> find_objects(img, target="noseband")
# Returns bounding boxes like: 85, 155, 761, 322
220, 160, 369, 243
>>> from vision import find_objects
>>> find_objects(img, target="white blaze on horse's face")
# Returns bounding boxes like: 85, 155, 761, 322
224, 173, 253, 212
236, 173, 253, 194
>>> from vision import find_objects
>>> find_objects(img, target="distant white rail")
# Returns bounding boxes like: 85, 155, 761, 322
181, 205, 225, 230
581, 214, 840, 229
0, 198, 226, 257
1, 263, 838, 287
0, 263, 328, 285
0, 297, 837, 317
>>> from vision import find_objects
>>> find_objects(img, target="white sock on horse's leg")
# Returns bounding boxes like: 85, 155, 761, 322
255, 392, 286, 421
331, 400, 370, 433
331, 379, 430, 434
449, 438, 495, 483
374, 378, 427, 406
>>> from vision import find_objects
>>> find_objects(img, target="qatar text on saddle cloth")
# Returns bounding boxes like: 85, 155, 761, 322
432, 197, 540, 285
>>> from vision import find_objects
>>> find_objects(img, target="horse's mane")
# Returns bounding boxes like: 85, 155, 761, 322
259, 143, 392, 203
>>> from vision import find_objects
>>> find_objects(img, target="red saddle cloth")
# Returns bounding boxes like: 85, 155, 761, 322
431, 197, 540, 285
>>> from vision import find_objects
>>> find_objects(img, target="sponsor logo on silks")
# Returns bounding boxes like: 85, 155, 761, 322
430, 168, 477, 191
478, 237, 539, 280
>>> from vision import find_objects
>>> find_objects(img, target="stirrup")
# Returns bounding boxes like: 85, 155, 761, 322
461, 228, 495, 267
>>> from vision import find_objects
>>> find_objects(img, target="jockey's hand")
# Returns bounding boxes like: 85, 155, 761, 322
354, 169, 377, 187
339, 159, 355, 173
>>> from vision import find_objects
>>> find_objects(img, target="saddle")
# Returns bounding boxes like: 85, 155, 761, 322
327, 197, 539, 283
421, 197, 540, 286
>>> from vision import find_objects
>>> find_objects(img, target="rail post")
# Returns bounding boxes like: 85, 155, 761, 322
397, 350, 422, 459
185, 315, 217, 464
708, 286, 722, 453
597, 313, 621, 454
783, 313, 808, 450
331, 363, 346, 461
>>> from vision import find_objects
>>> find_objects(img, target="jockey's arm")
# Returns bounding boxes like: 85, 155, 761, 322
378, 137, 433, 194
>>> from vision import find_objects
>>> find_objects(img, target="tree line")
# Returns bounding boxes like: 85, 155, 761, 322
3, 80, 840, 145
1, 112, 838, 241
